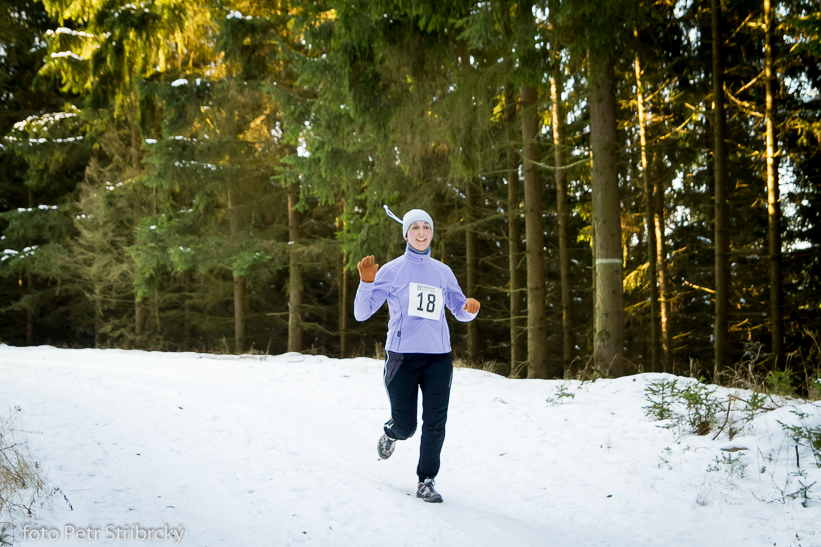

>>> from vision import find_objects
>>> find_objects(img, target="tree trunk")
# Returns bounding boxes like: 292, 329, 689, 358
339, 253, 349, 358
25, 270, 33, 345
521, 82, 551, 379
234, 275, 246, 354
152, 286, 161, 341
504, 85, 526, 379
183, 270, 192, 350
287, 182, 303, 353
134, 292, 147, 346
588, 44, 625, 378
654, 169, 673, 372
551, 57, 576, 376
338, 203, 349, 358
94, 282, 103, 348
134, 300, 147, 346
26, 189, 34, 346
131, 119, 147, 347
711, 0, 730, 373
764, 0, 783, 363
228, 186, 246, 354
466, 179, 479, 366
634, 47, 660, 372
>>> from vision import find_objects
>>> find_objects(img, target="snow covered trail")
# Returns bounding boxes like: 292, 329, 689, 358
1, 345, 819, 546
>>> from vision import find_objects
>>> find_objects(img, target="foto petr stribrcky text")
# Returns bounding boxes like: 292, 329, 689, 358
22, 523, 185, 544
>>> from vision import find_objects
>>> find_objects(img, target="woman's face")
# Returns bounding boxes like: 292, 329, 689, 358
405, 221, 432, 252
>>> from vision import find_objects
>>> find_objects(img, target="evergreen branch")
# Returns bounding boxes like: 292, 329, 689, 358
656, 110, 701, 142
727, 12, 758, 44
521, 155, 591, 172
724, 83, 764, 118
683, 280, 716, 294
644, 78, 676, 104
734, 69, 765, 96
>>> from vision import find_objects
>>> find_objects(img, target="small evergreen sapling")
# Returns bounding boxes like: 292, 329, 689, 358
779, 409, 821, 468
644, 377, 722, 436
545, 384, 576, 405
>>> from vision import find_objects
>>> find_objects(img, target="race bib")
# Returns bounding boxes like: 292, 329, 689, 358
408, 282, 444, 321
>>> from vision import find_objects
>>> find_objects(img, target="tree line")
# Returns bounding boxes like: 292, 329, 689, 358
1, 0, 819, 382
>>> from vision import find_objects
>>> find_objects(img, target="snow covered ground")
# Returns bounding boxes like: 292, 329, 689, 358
1, 344, 820, 546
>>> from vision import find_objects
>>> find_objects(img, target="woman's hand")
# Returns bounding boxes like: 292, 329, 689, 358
357, 255, 379, 283
463, 298, 480, 314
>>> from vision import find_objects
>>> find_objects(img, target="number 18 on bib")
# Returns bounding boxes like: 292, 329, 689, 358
408, 283, 444, 321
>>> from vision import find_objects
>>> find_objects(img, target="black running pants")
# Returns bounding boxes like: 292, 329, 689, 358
383, 351, 453, 482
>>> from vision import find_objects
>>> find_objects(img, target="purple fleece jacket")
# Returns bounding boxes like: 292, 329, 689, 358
354, 247, 478, 354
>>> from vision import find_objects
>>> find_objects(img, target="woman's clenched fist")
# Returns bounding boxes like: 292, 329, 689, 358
463, 298, 480, 314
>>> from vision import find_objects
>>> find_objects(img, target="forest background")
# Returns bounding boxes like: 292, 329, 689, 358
1, 0, 819, 386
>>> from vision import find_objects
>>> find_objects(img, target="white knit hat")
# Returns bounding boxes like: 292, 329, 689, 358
383, 205, 434, 238
401, 209, 434, 239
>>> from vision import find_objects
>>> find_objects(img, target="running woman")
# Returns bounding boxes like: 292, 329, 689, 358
353, 207, 480, 503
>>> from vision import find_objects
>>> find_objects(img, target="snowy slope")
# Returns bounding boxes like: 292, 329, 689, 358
1, 345, 819, 546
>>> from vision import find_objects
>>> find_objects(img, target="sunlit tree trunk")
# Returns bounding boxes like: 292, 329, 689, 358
589, 44, 625, 377
634, 45, 660, 372
711, 0, 730, 372
550, 62, 576, 375
764, 0, 783, 362
654, 169, 673, 371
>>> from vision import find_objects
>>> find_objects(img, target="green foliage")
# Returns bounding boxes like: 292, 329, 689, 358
786, 469, 817, 508
744, 392, 768, 414
779, 409, 821, 468
545, 384, 576, 405
232, 247, 270, 278
645, 376, 793, 442
677, 381, 723, 436
765, 369, 797, 398
658, 446, 673, 470
644, 377, 722, 436
786, 12, 821, 56
0, 0, 819, 364
707, 452, 749, 482
643, 378, 680, 421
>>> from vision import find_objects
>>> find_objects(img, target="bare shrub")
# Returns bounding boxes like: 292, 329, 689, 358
0, 411, 49, 546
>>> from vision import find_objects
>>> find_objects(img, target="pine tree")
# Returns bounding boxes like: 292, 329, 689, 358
711, 0, 730, 372
38, 0, 207, 347
583, 0, 625, 377
518, 0, 550, 379
548, 0, 577, 374
633, 26, 660, 372
1, 110, 88, 345
0, 0, 87, 345
764, 0, 783, 362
